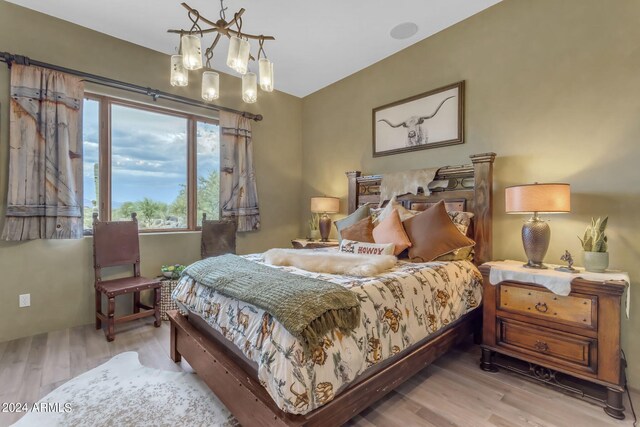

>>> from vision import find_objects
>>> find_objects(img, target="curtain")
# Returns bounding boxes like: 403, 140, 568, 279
2, 64, 84, 240
219, 111, 260, 232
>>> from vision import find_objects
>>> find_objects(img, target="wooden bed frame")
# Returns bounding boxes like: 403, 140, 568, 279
168, 152, 496, 426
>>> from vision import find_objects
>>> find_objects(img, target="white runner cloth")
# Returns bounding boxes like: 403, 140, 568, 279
485, 260, 630, 318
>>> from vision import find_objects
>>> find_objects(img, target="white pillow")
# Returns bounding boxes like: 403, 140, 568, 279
339, 239, 395, 256
371, 196, 416, 224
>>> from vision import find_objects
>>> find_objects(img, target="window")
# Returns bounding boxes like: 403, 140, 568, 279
82, 95, 220, 232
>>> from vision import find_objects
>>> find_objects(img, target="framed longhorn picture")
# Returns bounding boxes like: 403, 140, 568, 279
372, 81, 464, 157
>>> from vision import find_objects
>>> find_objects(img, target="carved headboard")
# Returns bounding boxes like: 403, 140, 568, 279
346, 152, 496, 265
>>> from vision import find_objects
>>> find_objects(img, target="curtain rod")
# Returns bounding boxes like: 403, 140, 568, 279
0, 52, 263, 122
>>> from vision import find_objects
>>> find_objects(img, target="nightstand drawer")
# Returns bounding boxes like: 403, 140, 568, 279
499, 283, 596, 329
497, 318, 597, 372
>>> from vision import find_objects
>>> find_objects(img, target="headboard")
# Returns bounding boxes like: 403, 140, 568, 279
346, 152, 496, 265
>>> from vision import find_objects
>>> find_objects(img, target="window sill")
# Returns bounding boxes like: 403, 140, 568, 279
84, 230, 202, 238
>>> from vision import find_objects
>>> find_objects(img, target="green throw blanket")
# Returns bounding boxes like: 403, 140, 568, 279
183, 254, 361, 352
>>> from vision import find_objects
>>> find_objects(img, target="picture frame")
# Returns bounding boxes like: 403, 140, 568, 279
372, 81, 464, 157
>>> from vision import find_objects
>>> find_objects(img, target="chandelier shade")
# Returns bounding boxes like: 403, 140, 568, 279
259, 58, 274, 92
242, 72, 257, 103
201, 71, 220, 101
170, 55, 189, 87
227, 36, 251, 75
181, 34, 203, 70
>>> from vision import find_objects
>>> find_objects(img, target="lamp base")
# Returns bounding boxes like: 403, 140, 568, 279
523, 260, 548, 269
318, 214, 332, 242
521, 214, 550, 269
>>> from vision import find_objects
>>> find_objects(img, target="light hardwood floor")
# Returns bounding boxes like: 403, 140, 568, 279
0, 319, 637, 427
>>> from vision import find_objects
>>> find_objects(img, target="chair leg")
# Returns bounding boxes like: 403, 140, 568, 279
154, 287, 161, 327
95, 290, 102, 330
133, 291, 140, 314
106, 297, 116, 342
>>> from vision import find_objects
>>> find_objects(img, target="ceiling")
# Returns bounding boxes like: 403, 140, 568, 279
6, 0, 501, 97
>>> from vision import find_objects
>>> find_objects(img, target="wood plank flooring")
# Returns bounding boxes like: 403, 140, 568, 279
0, 319, 636, 427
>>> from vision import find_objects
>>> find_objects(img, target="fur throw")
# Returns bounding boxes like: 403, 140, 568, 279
264, 248, 397, 277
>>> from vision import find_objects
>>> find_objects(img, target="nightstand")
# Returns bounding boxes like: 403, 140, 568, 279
479, 262, 628, 419
291, 239, 340, 249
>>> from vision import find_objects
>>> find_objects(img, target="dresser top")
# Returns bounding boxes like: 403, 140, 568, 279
480, 260, 628, 305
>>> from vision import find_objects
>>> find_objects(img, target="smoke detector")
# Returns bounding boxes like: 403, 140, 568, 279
390, 22, 419, 40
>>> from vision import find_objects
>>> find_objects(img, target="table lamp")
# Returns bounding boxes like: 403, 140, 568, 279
310, 197, 340, 241
505, 183, 570, 269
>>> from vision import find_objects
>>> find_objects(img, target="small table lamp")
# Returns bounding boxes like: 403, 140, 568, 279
311, 196, 339, 242
505, 183, 570, 269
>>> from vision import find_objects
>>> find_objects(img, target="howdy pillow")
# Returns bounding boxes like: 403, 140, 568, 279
339, 239, 395, 256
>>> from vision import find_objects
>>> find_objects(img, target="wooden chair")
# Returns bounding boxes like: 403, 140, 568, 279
201, 213, 237, 258
92, 212, 161, 341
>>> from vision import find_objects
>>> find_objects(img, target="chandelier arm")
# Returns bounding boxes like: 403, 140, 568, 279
208, 33, 222, 51
187, 9, 203, 36
176, 3, 275, 40
168, 28, 275, 41
219, 0, 227, 21
258, 37, 266, 60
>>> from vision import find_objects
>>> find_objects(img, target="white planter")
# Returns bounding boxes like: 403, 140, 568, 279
309, 229, 320, 240
583, 251, 609, 273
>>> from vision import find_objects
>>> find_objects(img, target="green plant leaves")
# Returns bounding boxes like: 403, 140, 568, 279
578, 216, 608, 253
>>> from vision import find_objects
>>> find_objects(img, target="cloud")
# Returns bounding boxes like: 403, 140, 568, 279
82, 100, 220, 205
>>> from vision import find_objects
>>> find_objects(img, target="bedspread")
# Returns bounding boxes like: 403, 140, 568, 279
172, 254, 482, 415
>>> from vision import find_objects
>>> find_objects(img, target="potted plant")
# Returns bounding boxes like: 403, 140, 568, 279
578, 217, 609, 272
308, 213, 320, 240
161, 264, 186, 279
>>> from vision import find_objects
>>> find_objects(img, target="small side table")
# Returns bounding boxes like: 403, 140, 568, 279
158, 277, 184, 321
291, 239, 340, 249
479, 262, 629, 419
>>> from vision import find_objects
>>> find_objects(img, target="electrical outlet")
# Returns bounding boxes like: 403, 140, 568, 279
19, 294, 30, 308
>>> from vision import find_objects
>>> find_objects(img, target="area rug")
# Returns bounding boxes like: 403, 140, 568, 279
12, 352, 238, 427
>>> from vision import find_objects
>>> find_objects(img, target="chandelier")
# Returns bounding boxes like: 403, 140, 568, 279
168, 1, 275, 104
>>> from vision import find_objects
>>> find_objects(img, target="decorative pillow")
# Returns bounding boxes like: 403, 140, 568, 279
372, 196, 416, 224
339, 239, 395, 256
433, 246, 475, 262
403, 200, 475, 262
448, 211, 474, 236
334, 204, 370, 242
372, 209, 412, 256
340, 216, 375, 243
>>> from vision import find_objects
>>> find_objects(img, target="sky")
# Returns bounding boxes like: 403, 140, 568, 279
83, 99, 219, 208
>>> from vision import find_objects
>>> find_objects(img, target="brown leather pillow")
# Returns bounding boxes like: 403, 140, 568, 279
340, 216, 375, 243
403, 200, 475, 262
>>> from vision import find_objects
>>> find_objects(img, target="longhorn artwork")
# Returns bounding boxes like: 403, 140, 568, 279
373, 81, 464, 157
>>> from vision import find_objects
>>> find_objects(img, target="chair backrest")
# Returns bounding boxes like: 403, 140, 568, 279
201, 214, 237, 259
93, 213, 141, 279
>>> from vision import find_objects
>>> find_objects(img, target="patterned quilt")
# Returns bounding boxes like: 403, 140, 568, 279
172, 254, 482, 415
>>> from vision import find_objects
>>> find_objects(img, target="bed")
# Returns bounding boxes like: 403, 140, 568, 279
168, 152, 496, 426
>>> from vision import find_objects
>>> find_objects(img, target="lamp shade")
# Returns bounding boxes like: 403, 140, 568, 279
227, 36, 251, 75
170, 55, 188, 87
505, 183, 570, 214
201, 71, 219, 101
311, 197, 339, 214
242, 72, 257, 103
181, 34, 203, 70
259, 58, 274, 92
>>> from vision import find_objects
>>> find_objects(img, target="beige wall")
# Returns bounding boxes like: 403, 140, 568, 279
301, 0, 640, 385
0, 1, 303, 342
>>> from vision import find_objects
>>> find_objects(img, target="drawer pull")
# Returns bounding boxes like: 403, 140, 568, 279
534, 302, 549, 313
534, 340, 549, 352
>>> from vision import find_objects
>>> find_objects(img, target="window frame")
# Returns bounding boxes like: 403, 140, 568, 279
85, 93, 219, 233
